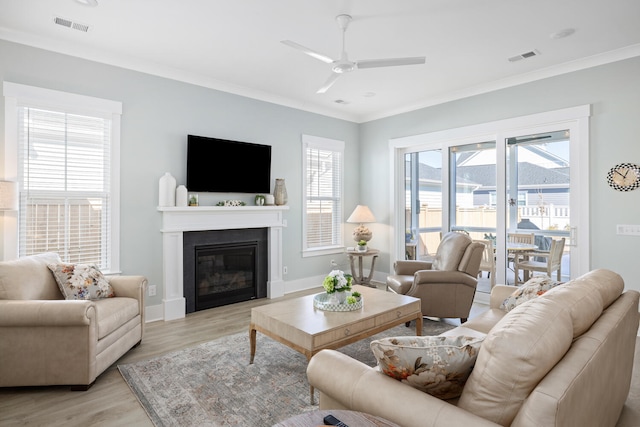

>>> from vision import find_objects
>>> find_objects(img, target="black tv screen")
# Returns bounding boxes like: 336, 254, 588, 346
186, 135, 272, 193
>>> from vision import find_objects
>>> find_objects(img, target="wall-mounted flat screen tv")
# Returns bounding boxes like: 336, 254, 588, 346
187, 135, 272, 193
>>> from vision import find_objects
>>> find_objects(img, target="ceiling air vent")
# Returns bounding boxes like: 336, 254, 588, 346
508, 49, 540, 63
53, 16, 91, 32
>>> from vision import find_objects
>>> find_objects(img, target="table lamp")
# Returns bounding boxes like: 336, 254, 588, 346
346, 205, 376, 242
0, 181, 18, 211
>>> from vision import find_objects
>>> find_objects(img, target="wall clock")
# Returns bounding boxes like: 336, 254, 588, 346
606, 163, 640, 191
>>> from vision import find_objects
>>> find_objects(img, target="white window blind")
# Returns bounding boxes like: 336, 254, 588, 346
17, 105, 113, 269
302, 135, 344, 255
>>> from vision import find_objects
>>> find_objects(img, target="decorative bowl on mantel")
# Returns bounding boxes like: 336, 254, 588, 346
313, 292, 363, 312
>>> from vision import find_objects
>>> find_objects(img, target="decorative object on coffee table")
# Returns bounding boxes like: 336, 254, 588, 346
346, 205, 376, 242
313, 291, 363, 311
274, 178, 288, 205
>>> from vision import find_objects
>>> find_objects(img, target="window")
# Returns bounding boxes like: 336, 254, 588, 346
302, 135, 344, 256
3, 83, 121, 272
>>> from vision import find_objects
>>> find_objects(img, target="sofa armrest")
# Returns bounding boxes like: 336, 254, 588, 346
490, 285, 517, 309
308, 349, 499, 427
107, 275, 147, 329
394, 260, 432, 275
107, 275, 147, 300
0, 300, 95, 326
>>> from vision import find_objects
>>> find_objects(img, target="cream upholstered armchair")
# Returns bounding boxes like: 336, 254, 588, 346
0, 252, 147, 390
386, 232, 484, 323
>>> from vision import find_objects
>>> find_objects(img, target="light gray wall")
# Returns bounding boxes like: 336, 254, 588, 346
0, 39, 360, 307
359, 56, 640, 293
2, 37, 640, 304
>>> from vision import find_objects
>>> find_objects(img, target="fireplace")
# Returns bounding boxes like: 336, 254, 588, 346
183, 228, 268, 313
158, 205, 287, 321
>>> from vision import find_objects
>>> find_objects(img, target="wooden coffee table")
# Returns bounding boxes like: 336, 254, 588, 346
249, 285, 423, 403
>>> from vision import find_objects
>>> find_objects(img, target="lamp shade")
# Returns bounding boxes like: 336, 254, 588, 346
0, 181, 19, 211
346, 205, 376, 224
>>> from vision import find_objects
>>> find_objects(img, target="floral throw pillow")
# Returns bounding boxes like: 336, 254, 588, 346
500, 275, 561, 312
370, 335, 484, 400
48, 263, 115, 300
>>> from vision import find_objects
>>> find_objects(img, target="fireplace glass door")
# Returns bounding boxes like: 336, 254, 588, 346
195, 243, 257, 311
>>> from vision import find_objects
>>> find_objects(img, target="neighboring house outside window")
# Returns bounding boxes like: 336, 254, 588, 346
302, 134, 344, 256
3, 82, 121, 272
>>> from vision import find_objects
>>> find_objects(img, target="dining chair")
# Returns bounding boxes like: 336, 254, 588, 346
514, 237, 566, 284
507, 232, 535, 265
474, 239, 496, 289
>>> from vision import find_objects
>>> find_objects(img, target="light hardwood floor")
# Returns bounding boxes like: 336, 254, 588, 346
1, 285, 638, 426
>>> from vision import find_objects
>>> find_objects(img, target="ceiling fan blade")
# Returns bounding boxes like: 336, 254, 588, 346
281, 40, 335, 64
316, 73, 341, 94
356, 56, 426, 69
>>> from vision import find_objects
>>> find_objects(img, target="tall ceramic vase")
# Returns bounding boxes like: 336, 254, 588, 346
159, 172, 176, 207
274, 178, 288, 206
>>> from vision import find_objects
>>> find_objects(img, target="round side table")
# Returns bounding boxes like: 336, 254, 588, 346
273, 409, 399, 427
346, 248, 380, 287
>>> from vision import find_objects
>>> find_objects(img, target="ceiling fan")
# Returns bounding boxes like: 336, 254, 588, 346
281, 14, 426, 94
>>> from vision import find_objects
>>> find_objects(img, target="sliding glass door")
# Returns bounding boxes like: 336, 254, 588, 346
392, 106, 589, 294
404, 149, 442, 260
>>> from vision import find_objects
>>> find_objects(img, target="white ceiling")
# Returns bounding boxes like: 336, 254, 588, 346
1, 0, 640, 123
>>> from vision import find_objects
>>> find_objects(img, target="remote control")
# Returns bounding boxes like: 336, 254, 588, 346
323, 414, 349, 427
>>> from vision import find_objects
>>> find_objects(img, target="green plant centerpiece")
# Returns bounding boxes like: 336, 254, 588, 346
322, 270, 353, 294
323, 270, 353, 304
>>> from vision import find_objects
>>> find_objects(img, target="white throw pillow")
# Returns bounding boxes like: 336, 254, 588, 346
48, 263, 115, 300
500, 275, 561, 312
370, 335, 483, 400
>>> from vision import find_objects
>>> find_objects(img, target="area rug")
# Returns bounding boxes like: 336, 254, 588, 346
118, 319, 454, 427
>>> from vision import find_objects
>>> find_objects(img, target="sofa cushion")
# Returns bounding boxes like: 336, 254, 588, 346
48, 263, 115, 300
370, 335, 483, 400
94, 297, 140, 339
0, 252, 62, 300
538, 269, 623, 338
458, 297, 574, 425
500, 275, 560, 312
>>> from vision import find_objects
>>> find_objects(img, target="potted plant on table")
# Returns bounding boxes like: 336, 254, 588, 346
357, 239, 368, 252
323, 270, 353, 304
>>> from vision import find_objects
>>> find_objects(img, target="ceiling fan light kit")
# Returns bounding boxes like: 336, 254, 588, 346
282, 14, 426, 94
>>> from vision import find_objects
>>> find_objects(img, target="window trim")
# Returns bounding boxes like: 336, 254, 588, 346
3, 82, 122, 272
301, 134, 345, 257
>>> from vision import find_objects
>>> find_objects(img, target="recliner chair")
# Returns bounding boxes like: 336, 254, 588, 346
386, 232, 484, 323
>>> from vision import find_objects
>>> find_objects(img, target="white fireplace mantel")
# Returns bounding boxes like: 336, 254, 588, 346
158, 205, 289, 321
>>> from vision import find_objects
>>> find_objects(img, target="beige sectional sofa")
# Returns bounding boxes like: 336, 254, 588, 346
308, 269, 639, 427
0, 252, 147, 389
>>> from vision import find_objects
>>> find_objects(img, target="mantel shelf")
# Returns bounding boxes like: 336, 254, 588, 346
157, 205, 289, 212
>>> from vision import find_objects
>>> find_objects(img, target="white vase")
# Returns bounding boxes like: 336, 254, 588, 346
335, 291, 347, 304
159, 172, 176, 207
176, 185, 188, 207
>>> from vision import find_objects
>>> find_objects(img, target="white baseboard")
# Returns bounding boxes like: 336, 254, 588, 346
145, 303, 164, 323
